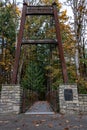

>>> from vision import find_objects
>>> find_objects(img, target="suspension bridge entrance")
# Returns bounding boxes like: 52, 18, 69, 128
11, 2, 68, 84
0, 2, 80, 115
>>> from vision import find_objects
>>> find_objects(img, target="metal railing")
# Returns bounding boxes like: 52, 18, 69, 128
46, 90, 59, 112
21, 88, 38, 113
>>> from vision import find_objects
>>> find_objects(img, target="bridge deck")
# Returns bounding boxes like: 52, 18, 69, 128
25, 101, 55, 115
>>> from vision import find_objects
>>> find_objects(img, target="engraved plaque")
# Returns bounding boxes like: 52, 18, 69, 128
64, 89, 73, 101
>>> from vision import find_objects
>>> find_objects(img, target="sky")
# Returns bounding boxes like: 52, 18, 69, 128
60, 0, 73, 18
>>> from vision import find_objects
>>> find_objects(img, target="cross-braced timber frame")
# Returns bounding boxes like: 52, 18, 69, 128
11, 2, 68, 84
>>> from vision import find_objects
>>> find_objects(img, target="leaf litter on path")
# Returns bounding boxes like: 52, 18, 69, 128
32, 119, 46, 127
64, 128, 69, 130
48, 123, 53, 128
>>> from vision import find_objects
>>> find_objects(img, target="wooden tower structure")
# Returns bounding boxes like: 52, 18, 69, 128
11, 2, 68, 84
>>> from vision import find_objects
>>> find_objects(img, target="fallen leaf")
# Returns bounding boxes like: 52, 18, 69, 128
48, 123, 53, 128
15, 120, 18, 122
73, 126, 79, 128
32, 120, 41, 127
36, 115, 40, 117
41, 120, 46, 122
65, 120, 69, 123
0, 121, 3, 123
80, 125, 83, 127
60, 115, 64, 119
4, 121, 9, 123
64, 127, 69, 130
22, 123, 26, 127
59, 123, 62, 126
69, 125, 73, 128
52, 116, 57, 120
17, 128, 21, 130
35, 124, 39, 127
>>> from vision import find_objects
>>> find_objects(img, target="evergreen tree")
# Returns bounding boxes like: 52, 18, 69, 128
21, 61, 45, 94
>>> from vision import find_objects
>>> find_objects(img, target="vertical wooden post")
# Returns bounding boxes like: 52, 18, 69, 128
11, 3, 27, 84
53, 2, 68, 83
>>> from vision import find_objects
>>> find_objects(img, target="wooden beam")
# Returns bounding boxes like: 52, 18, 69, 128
53, 2, 68, 83
26, 6, 53, 15
11, 3, 27, 84
22, 39, 57, 45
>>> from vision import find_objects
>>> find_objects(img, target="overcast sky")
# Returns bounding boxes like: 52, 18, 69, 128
15, 0, 73, 18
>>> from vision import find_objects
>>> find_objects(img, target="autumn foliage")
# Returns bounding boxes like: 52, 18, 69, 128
0, 0, 87, 94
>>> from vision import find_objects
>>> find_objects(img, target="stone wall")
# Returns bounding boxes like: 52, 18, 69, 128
0, 85, 22, 114
79, 94, 87, 114
59, 84, 79, 114
0, 84, 87, 115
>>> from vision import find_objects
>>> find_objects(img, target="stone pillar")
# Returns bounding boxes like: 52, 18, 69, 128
0, 85, 22, 114
59, 84, 79, 114
79, 94, 87, 114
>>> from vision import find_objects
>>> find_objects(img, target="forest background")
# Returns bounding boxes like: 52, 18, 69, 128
0, 0, 87, 96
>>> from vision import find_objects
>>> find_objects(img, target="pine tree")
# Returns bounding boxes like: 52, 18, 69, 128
21, 61, 45, 94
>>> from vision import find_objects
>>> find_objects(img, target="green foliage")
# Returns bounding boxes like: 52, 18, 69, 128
0, 0, 86, 95
21, 0, 78, 92
0, 2, 19, 45
77, 77, 87, 94
21, 61, 45, 94
0, 1, 20, 84
78, 86, 87, 94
